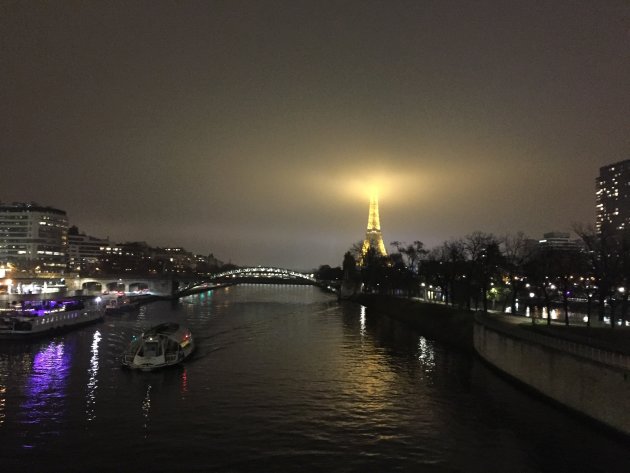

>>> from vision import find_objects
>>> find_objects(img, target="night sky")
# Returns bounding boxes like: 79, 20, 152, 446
1, 1, 628, 270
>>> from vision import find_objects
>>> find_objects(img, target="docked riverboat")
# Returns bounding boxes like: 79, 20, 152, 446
104, 294, 137, 314
121, 323, 194, 371
0, 296, 105, 339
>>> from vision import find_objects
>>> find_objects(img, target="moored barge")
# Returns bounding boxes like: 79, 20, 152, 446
0, 296, 105, 339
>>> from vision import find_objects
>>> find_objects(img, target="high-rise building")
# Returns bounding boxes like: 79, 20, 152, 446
0, 202, 68, 273
596, 159, 630, 234
361, 193, 387, 260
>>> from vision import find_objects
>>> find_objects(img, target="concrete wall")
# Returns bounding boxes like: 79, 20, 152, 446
356, 295, 475, 351
474, 315, 630, 436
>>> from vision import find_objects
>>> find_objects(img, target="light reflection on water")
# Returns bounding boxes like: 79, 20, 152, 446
359, 304, 366, 338
0, 385, 5, 426
21, 340, 71, 432
180, 367, 188, 396
85, 330, 101, 422
142, 384, 152, 438
416, 337, 435, 372
0, 286, 628, 472
135, 304, 148, 323
0, 355, 6, 427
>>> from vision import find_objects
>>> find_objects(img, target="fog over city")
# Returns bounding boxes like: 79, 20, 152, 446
1, 1, 628, 268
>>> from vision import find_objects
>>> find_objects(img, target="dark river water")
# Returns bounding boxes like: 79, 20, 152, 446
0, 285, 628, 472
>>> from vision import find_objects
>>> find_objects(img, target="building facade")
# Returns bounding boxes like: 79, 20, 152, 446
99, 241, 152, 274
67, 227, 110, 274
0, 202, 68, 273
596, 159, 630, 234
538, 232, 582, 252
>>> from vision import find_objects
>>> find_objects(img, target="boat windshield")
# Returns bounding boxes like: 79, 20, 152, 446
140, 340, 162, 357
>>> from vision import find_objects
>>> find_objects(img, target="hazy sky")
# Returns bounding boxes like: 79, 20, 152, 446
1, 1, 629, 270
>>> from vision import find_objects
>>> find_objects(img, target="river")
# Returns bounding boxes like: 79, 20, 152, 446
0, 285, 628, 472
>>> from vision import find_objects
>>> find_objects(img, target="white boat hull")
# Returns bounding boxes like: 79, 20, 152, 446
122, 323, 194, 371
0, 306, 104, 339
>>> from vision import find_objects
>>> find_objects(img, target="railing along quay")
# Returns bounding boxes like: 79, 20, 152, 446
476, 313, 630, 372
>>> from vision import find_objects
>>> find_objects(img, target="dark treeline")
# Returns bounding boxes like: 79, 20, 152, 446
316, 226, 630, 329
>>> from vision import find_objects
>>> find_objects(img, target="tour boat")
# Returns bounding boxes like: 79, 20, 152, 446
0, 296, 105, 339
121, 323, 194, 371
104, 294, 138, 314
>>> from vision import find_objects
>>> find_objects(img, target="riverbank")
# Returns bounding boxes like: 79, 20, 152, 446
355, 294, 475, 351
475, 312, 630, 437
355, 293, 630, 437
354, 294, 630, 353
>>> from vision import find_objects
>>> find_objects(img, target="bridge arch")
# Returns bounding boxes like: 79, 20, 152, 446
209, 267, 315, 283
179, 267, 316, 294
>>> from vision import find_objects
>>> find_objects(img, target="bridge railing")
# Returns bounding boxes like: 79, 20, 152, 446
182, 267, 316, 292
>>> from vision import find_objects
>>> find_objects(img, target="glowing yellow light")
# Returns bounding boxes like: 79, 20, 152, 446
361, 192, 387, 259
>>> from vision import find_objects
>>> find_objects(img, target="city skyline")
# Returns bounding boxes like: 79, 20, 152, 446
1, 1, 628, 269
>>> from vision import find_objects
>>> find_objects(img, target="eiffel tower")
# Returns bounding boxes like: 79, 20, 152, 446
361, 193, 387, 260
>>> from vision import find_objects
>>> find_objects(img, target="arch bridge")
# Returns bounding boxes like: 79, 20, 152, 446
206, 266, 316, 284
182, 267, 318, 294
210, 267, 316, 283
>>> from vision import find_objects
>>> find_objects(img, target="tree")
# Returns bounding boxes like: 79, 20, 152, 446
350, 240, 364, 263
463, 232, 501, 312
342, 251, 358, 281
524, 248, 555, 325
574, 223, 622, 328
423, 249, 448, 303
315, 264, 343, 282
549, 248, 587, 326
361, 246, 389, 294
501, 232, 532, 315
388, 241, 428, 297
390, 241, 428, 275
423, 240, 466, 306
479, 240, 505, 313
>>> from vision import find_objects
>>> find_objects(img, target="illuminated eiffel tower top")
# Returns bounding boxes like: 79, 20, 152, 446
361, 193, 387, 258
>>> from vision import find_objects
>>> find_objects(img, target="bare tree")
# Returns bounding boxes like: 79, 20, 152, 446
463, 232, 501, 312
574, 223, 622, 328
390, 240, 428, 274
501, 232, 532, 315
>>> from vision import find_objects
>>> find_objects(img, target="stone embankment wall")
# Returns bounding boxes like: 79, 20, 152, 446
474, 314, 630, 436
355, 295, 475, 351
